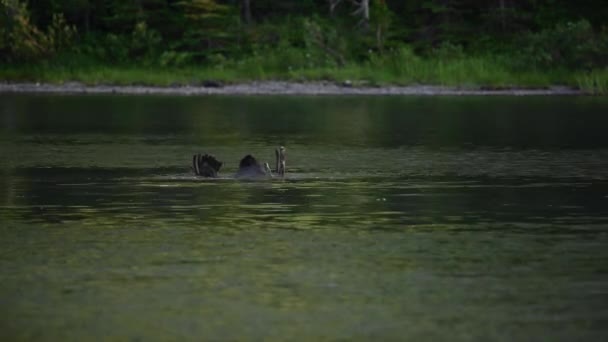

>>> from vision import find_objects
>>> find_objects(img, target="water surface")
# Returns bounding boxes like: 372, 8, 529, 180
1, 95, 608, 340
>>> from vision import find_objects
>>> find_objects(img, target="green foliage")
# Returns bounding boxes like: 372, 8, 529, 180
1, 0, 608, 92
95, 34, 129, 62
0, 0, 76, 62
519, 20, 608, 70
159, 51, 193, 67
130, 21, 162, 60
73, 21, 161, 64
576, 70, 608, 95
367, 46, 421, 79
431, 41, 465, 60
1, 0, 49, 61
175, 0, 239, 59
370, 0, 393, 51
302, 17, 349, 67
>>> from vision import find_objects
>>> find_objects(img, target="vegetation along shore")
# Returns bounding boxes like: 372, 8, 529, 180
1, 0, 607, 94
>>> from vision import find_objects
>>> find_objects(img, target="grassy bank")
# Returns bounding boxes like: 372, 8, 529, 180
3, 1, 607, 94
1, 54, 607, 94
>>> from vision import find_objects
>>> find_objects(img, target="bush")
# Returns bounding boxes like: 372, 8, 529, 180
576, 70, 608, 95
159, 51, 193, 67
0, 0, 76, 63
519, 20, 608, 70
74, 21, 162, 65
1, 0, 48, 62
46, 13, 76, 53
302, 17, 348, 66
368, 46, 421, 75
432, 41, 465, 60
130, 21, 162, 61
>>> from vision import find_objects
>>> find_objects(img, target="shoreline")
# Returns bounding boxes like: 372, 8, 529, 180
0, 81, 586, 96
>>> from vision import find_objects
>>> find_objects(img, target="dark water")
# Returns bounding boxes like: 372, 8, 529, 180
1, 95, 608, 341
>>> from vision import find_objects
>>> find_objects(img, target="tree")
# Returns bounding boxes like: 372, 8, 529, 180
0, 0, 75, 62
241, 0, 252, 25
327, 0, 370, 28
176, 0, 238, 57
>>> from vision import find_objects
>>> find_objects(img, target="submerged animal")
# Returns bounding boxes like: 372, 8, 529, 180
234, 154, 272, 179
192, 153, 223, 177
192, 146, 286, 179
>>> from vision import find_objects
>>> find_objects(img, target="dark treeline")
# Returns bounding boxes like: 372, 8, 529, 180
1, 0, 607, 71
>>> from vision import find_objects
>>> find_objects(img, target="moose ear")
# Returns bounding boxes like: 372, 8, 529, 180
192, 154, 200, 175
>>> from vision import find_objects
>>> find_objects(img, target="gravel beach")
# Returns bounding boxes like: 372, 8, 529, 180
0, 81, 584, 96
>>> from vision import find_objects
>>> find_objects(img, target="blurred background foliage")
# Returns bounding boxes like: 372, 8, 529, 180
0, 0, 607, 74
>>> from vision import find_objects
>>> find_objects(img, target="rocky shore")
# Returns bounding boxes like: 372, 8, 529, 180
0, 81, 584, 96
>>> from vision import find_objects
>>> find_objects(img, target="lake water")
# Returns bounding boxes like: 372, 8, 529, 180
1, 94, 608, 340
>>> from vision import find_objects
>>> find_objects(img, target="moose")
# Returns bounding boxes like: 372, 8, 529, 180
192, 146, 286, 179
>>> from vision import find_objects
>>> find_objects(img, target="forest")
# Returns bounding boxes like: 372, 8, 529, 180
1, 0, 607, 92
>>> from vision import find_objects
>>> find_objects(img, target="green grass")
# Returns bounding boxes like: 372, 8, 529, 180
576, 69, 608, 95
1, 50, 604, 94
0, 64, 236, 86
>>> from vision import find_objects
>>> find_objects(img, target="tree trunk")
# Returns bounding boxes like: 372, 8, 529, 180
499, 0, 506, 31
352, 0, 370, 29
329, 0, 342, 17
84, 2, 91, 34
242, 0, 252, 25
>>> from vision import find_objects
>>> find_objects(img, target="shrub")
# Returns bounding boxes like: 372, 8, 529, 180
432, 41, 465, 60
577, 70, 608, 95
1, 0, 48, 62
130, 21, 162, 61
302, 17, 348, 66
46, 13, 76, 53
0, 0, 76, 62
159, 51, 193, 67
368, 46, 421, 76
519, 20, 608, 70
